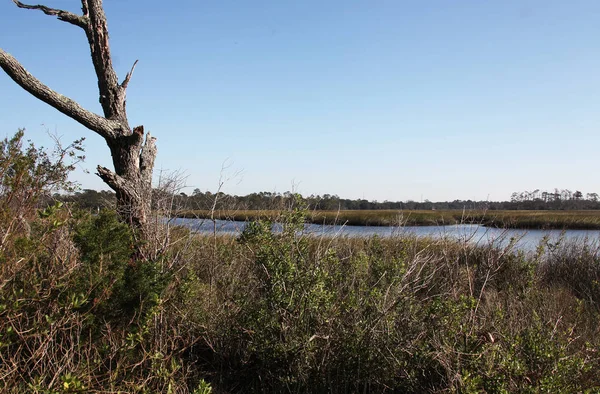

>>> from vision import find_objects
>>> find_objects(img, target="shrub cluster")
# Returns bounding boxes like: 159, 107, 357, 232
1, 131, 600, 393
174, 210, 600, 393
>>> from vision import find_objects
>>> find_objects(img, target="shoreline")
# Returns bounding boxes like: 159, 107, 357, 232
172, 209, 600, 230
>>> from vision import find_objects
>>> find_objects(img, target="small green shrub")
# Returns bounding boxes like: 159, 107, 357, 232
231, 198, 337, 390
72, 209, 168, 324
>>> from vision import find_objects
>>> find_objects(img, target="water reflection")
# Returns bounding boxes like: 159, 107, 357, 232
169, 218, 600, 252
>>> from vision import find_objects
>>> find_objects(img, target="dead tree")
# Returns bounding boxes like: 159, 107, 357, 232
0, 0, 156, 237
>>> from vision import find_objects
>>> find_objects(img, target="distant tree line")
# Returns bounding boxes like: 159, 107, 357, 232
59, 187, 600, 212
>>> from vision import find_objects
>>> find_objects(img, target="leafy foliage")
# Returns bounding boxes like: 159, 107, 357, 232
1, 130, 599, 392
0, 131, 210, 393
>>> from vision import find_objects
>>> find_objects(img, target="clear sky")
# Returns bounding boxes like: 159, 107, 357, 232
1, 0, 600, 202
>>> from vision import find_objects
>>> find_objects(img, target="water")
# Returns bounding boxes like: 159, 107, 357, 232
169, 217, 600, 252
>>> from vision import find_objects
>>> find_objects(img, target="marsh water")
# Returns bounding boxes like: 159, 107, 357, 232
170, 217, 600, 252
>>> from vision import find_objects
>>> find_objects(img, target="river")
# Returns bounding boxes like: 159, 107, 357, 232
170, 217, 600, 252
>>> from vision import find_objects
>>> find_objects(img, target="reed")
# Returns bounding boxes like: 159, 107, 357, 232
175, 209, 600, 229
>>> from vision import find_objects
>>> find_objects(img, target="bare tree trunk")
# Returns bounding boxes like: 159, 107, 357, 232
98, 126, 156, 233
0, 0, 156, 238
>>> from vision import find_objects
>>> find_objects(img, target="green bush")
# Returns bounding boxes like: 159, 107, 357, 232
2, 132, 600, 393
177, 220, 600, 393
0, 131, 205, 392
71, 209, 169, 326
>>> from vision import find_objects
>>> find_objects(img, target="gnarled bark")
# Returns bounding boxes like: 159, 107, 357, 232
0, 0, 155, 238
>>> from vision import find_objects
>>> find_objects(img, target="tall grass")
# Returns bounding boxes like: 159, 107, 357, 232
176, 209, 600, 229
3, 204, 600, 392
2, 132, 600, 392
166, 206, 600, 392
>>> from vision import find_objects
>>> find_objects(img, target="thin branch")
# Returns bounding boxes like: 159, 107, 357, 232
121, 60, 139, 89
0, 48, 121, 140
12, 0, 88, 28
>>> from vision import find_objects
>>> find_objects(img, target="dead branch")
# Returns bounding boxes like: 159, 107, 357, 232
0, 48, 121, 139
122, 59, 139, 89
12, 0, 88, 28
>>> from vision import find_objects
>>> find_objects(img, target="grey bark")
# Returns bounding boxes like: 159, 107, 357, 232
0, 0, 156, 235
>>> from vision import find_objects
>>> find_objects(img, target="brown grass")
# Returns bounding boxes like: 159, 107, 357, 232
174, 209, 600, 229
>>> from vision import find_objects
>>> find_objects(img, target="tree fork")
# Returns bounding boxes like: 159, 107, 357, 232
0, 0, 156, 239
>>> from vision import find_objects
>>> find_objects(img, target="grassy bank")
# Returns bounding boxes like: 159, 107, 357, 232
5, 130, 600, 392
3, 205, 600, 392
175, 209, 600, 229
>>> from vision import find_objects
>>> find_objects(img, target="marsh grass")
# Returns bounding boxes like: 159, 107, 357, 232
176, 209, 600, 229
475, 210, 600, 229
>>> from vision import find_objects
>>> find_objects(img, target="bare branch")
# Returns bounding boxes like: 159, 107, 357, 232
96, 166, 138, 198
12, 0, 87, 28
121, 60, 138, 89
82, 0, 121, 118
0, 48, 122, 139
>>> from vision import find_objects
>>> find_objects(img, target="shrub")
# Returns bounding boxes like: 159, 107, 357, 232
0, 131, 208, 393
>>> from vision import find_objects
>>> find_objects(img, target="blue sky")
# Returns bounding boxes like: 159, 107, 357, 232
1, 0, 600, 202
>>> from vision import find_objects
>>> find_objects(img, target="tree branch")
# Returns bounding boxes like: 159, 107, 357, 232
82, 0, 121, 119
96, 166, 139, 198
0, 48, 122, 139
121, 60, 138, 89
12, 0, 88, 28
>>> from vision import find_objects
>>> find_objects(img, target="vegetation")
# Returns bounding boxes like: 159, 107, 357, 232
176, 208, 600, 230
65, 187, 600, 213
65, 188, 600, 229
2, 131, 600, 392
